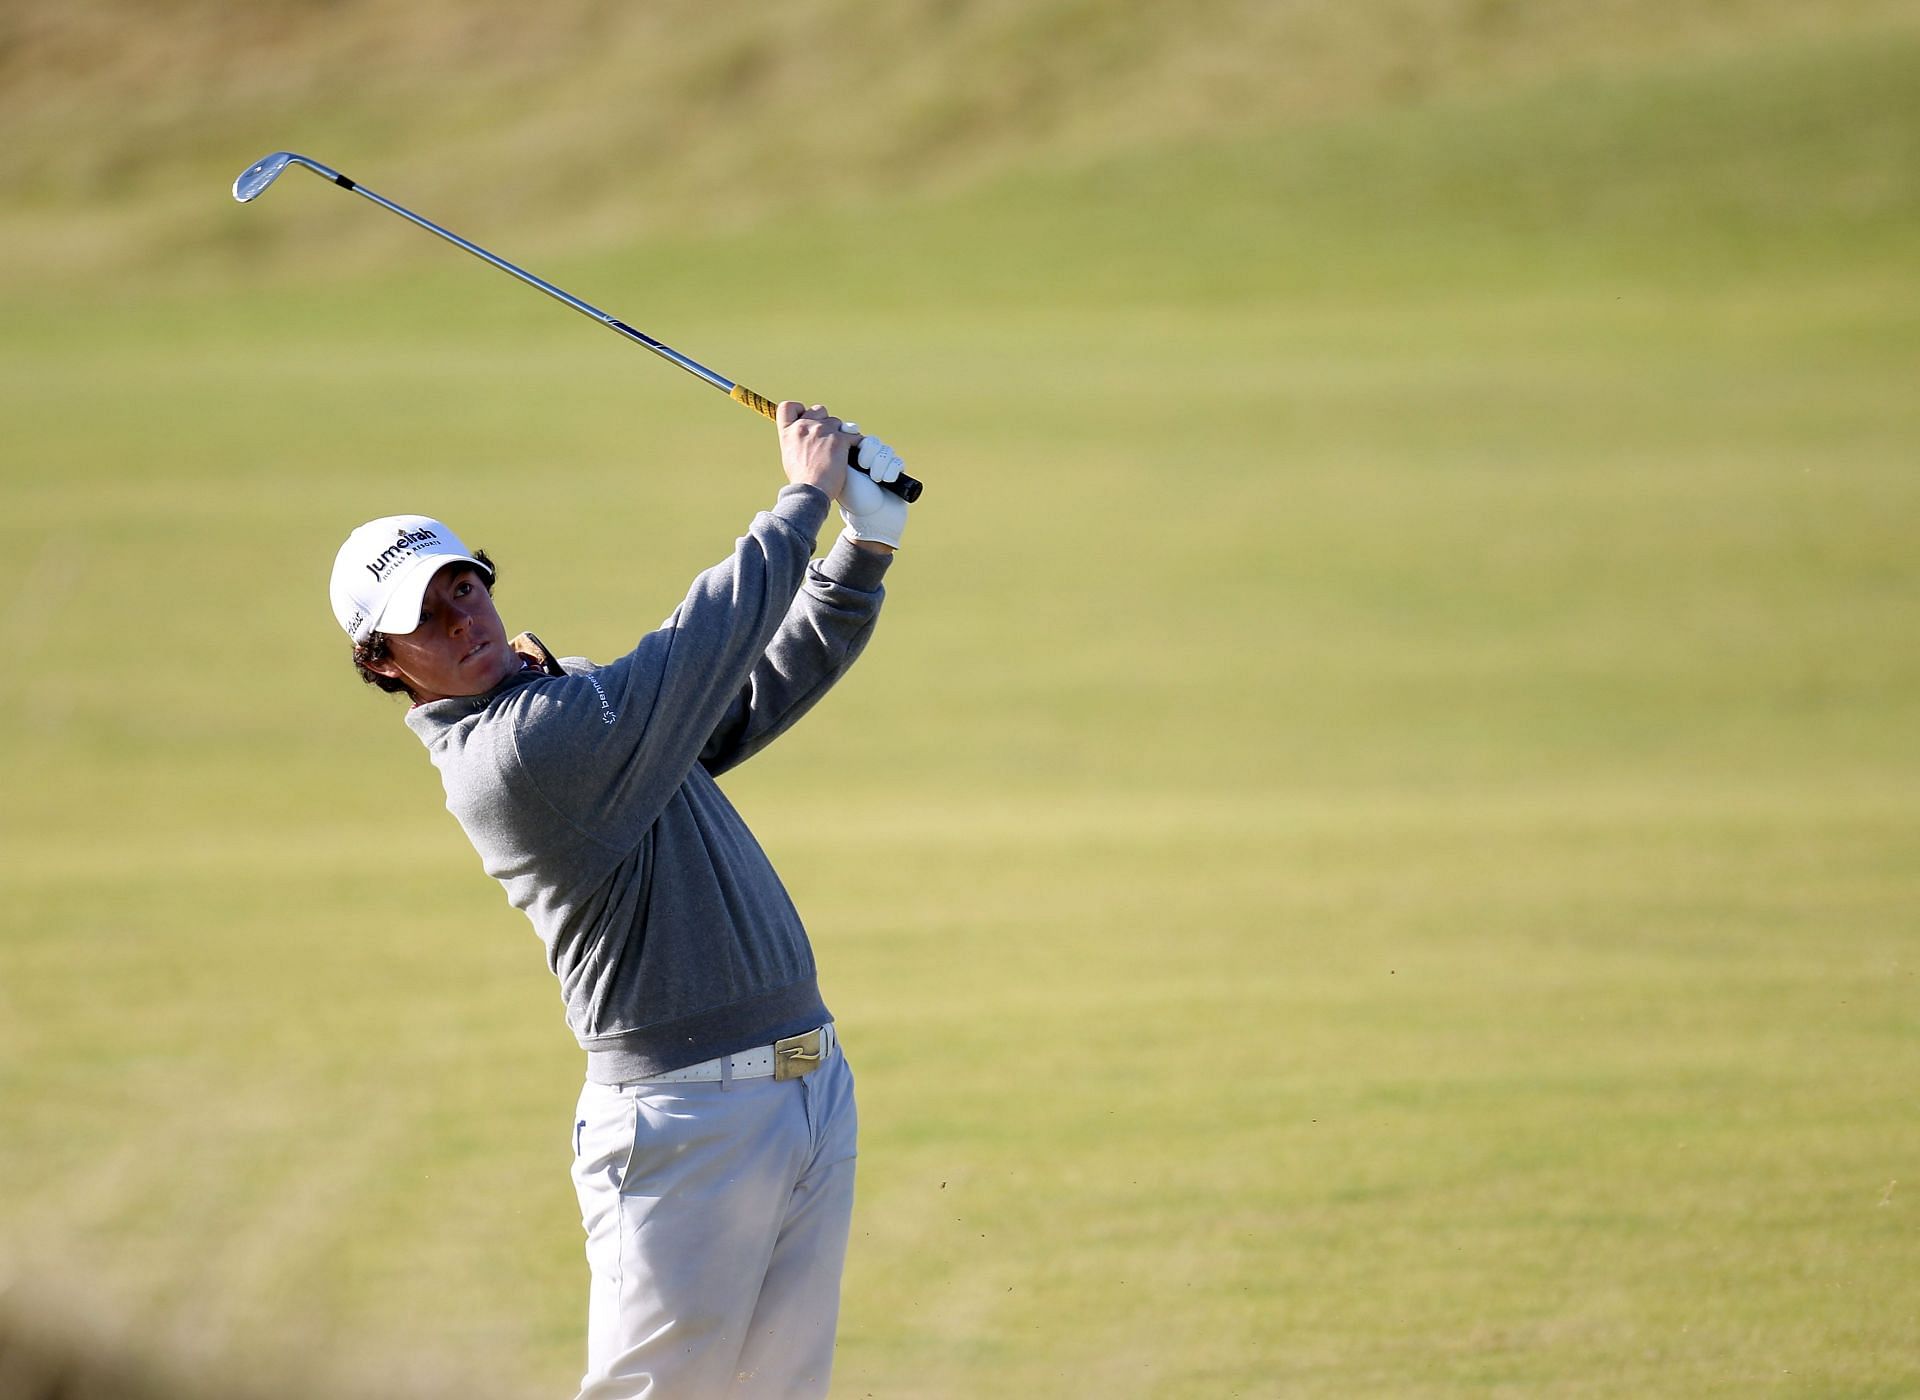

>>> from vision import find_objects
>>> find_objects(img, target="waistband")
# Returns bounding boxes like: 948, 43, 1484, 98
604, 1024, 836, 1087
580, 979, 831, 1086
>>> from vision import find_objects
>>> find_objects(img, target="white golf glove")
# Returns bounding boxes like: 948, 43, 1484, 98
836, 426, 909, 548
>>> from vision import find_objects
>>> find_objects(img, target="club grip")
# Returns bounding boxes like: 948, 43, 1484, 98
731, 384, 924, 502
855, 447, 923, 503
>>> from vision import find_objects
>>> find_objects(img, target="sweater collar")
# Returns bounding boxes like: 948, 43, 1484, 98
403, 655, 547, 740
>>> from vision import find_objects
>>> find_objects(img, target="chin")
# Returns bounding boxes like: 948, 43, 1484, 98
482, 647, 519, 686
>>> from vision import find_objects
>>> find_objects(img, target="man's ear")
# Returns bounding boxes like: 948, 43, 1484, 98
364, 653, 409, 684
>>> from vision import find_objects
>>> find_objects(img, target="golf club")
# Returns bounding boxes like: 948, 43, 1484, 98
232, 152, 922, 502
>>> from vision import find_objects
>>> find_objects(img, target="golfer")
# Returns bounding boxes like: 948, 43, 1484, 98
327, 402, 907, 1398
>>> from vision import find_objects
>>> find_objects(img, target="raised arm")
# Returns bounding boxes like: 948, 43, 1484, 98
697, 532, 893, 775
699, 414, 909, 773
507, 404, 903, 831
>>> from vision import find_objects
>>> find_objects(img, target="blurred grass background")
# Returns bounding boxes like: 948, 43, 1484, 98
3, 1, 1918, 1396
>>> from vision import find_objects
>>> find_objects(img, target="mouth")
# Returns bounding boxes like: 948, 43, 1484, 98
460, 639, 491, 665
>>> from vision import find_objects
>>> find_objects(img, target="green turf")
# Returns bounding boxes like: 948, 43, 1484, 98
3, 15, 1918, 1399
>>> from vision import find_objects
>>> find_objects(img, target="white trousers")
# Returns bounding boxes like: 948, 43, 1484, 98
570, 1045, 858, 1400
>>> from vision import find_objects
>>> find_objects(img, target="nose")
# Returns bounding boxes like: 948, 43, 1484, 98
437, 590, 475, 637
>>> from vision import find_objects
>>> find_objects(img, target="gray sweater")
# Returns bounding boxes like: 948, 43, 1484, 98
404, 485, 889, 1083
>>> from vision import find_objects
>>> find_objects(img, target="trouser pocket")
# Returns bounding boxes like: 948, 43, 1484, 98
571, 1082, 638, 1210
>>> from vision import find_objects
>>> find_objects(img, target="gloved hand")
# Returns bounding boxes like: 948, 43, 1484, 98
836, 425, 909, 548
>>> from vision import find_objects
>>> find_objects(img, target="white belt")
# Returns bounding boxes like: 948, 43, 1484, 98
621, 1024, 836, 1086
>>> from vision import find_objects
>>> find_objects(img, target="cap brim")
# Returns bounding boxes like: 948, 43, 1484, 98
367, 552, 484, 639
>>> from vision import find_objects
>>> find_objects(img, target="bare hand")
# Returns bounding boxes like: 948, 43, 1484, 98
776, 401, 853, 500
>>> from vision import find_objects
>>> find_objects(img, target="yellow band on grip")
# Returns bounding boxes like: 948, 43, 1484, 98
730, 384, 781, 421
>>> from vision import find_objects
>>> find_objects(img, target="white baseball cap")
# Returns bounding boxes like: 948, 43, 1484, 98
330, 515, 491, 644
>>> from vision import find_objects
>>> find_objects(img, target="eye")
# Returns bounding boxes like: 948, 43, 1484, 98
454, 581, 472, 597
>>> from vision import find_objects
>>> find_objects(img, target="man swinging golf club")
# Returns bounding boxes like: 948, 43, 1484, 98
328, 402, 908, 1399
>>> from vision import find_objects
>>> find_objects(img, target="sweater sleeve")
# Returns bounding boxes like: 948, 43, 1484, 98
697, 531, 892, 777
508, 485, 831, 838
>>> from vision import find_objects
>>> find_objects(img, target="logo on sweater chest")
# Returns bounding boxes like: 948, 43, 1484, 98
585, 669, 617, 724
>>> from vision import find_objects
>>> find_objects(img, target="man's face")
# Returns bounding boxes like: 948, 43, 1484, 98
369, 563, 516, 703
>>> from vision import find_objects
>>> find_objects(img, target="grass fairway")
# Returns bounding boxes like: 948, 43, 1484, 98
3, 12, 1918, 1399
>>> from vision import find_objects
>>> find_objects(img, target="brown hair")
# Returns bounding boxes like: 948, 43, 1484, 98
351, 550, 497, 698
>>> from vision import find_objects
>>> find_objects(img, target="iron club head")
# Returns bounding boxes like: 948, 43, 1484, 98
232, 152, 294, 202
232, 151, 348, 203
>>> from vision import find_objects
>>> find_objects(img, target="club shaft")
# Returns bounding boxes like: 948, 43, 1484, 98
345, 182, 737, 394
246, 154, 923, 502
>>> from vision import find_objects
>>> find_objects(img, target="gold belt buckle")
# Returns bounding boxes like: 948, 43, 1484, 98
773, 1028, 825, 1081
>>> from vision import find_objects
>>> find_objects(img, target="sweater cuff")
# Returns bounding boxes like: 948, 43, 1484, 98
817, 529, 893, 592
772, 483, 834, 539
